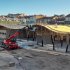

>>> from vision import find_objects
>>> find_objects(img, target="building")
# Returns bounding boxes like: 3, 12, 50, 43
24, 16, 36, 25
34, 15, 45, 19
34, 23, 70, 52
7, 13, 25, 18
0, 16, 6, 21
65, 14, 70, 24
0, 24, 26, 40
36, 17, 53, 24
19, 15, 36, 26
52, 15, 65, 24
7, 13, 25, 22
19, 15, 45, 25
55, 17, 65, 24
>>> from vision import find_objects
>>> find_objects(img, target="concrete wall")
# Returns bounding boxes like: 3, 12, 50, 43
0, 30, 7, 39
0, 29, 25, 40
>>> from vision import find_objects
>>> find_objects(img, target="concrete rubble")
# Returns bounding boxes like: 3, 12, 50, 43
0, 49, 23, 70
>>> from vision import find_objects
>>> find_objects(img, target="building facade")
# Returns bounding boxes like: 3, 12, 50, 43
36, 17, 53, 24
0, 24, 26, 40
65, 14, 70, 24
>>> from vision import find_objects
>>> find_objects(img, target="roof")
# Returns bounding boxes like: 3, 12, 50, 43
37, 17, 52, 20
66, 14, 70, 17
56, 17, 65, 21
24, 16, 33, 18
0, 23, 26, 29
35, 23, 70, 34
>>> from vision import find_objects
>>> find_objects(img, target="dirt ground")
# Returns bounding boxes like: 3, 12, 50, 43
9, 48, 70, 70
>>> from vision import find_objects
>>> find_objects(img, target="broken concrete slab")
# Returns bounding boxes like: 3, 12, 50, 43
0, 50, 23, 70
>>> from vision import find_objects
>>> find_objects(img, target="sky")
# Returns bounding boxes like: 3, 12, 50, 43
0, 0, 70, 16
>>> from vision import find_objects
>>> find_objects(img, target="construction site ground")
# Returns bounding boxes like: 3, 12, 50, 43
0, 47, 70, 70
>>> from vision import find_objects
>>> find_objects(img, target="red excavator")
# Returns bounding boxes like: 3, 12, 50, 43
2, 32, 20, 49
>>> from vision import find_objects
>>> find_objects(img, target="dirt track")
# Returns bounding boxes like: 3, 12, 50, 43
9, 48, 70, 70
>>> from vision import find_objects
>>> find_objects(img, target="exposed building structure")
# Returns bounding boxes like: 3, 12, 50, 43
34, 23, 70, 52
0, 24, 26, 39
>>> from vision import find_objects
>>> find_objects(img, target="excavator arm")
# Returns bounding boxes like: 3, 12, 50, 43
8, 32, 20, 40
3, 32, 21, 49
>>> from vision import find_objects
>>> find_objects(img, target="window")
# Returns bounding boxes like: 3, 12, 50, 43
0, 32, 6, 35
